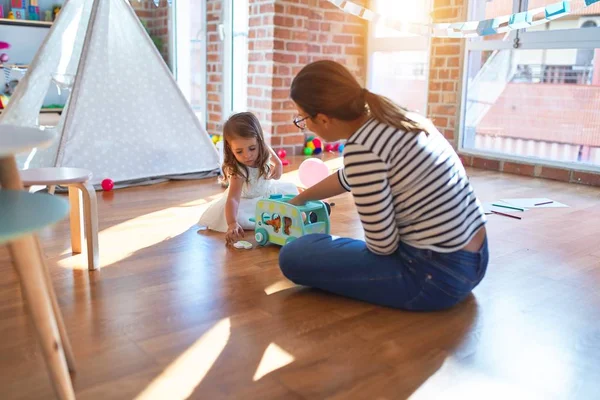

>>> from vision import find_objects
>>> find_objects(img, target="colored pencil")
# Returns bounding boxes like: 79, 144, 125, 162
534, 201, 553, 206
492, 203, 525, 212
491, 210, 522, 220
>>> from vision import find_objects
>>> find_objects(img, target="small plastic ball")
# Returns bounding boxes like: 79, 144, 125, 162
312, 138, 322, 149
303, 147, 313, 156
338, 143, 345, 153
101, 178, 114, 191
307, 141, 315, 150
324, 143, 334, 152
333, 142, 340, 151
313, 147, 322, 155
277, 149, 287, 159
282, 159, 290, 166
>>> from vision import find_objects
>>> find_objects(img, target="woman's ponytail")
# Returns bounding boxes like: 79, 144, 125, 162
363, 90, 426, 135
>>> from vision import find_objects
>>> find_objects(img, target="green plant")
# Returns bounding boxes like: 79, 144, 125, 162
140, 19, 164, 54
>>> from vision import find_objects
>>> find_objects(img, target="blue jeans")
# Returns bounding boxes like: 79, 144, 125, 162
279, 234, 488, 311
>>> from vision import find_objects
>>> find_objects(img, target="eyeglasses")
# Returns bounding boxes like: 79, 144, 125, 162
293, 115, 311, 130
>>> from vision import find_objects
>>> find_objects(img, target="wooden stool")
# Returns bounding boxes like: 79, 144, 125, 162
20, 167, 99, 271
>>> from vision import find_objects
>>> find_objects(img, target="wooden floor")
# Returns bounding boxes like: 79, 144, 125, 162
1, 157, 600, 399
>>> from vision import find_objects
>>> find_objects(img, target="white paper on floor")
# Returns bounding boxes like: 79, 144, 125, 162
500, 198, 569, 209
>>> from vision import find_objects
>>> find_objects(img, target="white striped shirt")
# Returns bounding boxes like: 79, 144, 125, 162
337, 117, 487, 255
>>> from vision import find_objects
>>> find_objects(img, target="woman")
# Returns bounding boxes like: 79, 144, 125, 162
279, 60, 488, 311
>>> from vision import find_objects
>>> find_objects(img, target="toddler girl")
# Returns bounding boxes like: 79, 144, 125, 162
198, 112, 298, 243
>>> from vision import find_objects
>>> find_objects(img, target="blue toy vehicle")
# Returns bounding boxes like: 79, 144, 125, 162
249, 194, 330, 246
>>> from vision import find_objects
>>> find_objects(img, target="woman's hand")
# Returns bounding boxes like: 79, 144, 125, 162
288, 193, 306, 206
225, 222, 245, 244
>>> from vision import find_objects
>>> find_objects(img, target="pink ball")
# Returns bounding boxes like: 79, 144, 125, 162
333, 142, 340, 151
101, 178, 114, 191
324, 143, 333, 152
312, 138, 322, 149
0, 53, 8, 63
298, 158, 329, 188
277, 149, 287, 159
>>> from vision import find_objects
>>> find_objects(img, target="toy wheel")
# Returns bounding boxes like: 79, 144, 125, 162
255, 228, 269, 246
285, 236, 297, 245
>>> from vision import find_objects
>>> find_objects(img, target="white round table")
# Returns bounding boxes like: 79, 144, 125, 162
0, 124, 55, 157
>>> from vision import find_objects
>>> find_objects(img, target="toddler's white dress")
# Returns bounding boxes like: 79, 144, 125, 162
198, 167, 298, 232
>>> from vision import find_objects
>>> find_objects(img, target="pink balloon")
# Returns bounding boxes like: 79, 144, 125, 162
298, 158, 329, 187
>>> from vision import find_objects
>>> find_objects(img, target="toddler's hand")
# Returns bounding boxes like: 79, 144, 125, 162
268, 161, 283, 180
226, 222, 245, 244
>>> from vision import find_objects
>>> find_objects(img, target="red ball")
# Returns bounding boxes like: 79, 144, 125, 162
312, 138, 322, 149
282, 159, 290, 166
333, 142, 340, 151
101, 178, 114, 191
277, 149, 287, 159
324, 143, 334, 152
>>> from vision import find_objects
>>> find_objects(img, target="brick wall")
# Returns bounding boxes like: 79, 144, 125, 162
427, 0, 467, 146
247, 0, 367, 152
206, 0, 224, 136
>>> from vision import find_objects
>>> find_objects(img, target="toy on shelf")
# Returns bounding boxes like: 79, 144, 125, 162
250, 194, 330, 247
53, 5, 61, 21
0, 41, 9, 64
10, 0, 25, 19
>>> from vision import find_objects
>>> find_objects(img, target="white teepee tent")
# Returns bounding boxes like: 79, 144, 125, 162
0, 0, 220, 187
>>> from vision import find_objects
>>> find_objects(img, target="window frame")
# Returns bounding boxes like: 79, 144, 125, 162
172, 0, 208, 126
458, 0, 600, 172
222, 0, 249, 120
366, 0, 433, 116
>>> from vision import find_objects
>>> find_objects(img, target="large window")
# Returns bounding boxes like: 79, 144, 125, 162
367, 0, 432, 114
223, 0, 249, 117
460, 0, 600, 169
173, 0, 207, 125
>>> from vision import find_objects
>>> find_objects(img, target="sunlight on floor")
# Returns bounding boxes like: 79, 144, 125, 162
264, 279, 297, 295
253, 342, 295, 381
409, 357, 542, 399
57, 194, 222, 270
55, 156, 342, 270
134, 318, 231, 400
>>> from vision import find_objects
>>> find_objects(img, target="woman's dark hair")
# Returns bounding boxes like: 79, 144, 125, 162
290, 60, 426, 134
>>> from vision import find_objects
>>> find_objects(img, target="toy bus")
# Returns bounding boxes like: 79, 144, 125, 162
249, 194, 330, 246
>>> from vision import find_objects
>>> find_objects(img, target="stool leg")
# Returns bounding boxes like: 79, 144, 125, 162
8, 235, 76, 400
68, 186, 83, 254
34, 236, 77, 373
76, 182, 99, 271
